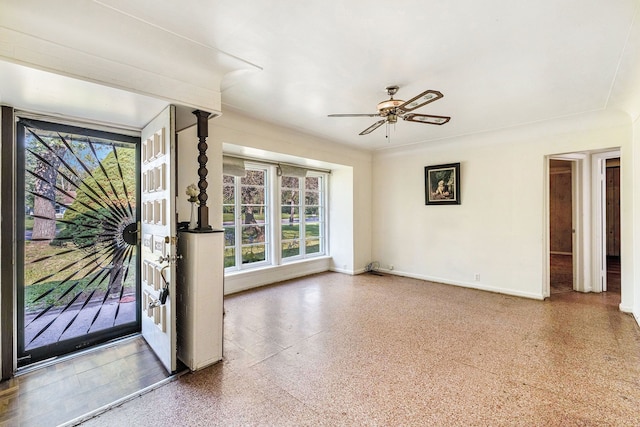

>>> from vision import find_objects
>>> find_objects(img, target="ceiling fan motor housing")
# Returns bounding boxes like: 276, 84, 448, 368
377, 85, 403, 119
377, 99, 404, 119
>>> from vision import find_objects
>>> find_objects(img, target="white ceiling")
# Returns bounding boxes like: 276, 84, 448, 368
1, 0, 639, 150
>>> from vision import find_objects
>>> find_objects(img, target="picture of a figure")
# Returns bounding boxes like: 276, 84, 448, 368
425, 163, 461, 205
433, 179, 450, 199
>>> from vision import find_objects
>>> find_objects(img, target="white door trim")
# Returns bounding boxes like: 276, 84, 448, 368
591, 150, 621, 293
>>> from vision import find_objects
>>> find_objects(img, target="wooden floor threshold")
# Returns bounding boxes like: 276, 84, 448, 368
1, 334, 178, 426
60, 369, 188, 427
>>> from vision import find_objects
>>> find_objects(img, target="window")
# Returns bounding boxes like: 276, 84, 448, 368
223, 166, 269, 269
281, 173, 325, 261
223, 161, 327, 272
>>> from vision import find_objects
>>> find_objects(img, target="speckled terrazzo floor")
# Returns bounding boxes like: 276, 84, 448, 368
82, 272, 640, 426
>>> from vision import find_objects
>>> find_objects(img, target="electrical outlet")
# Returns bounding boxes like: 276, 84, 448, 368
474, 273, 480, 281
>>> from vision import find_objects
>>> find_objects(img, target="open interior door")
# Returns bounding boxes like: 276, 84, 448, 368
140, 105, 177, 373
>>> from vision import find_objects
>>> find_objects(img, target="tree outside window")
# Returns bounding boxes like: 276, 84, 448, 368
223, 162, 326, 272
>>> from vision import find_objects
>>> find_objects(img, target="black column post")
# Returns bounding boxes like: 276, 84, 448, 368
1, 106, 15, 379
193, 110, 212, 230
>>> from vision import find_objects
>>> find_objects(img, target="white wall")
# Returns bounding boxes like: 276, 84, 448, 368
372, 110, 634, 304
327, 165, 354, 274
633, 117, 640, 324
177, 109, 373, 294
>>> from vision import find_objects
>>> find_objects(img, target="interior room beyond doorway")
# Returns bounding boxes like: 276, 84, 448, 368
548, 154, 621, 297
549, 159, 574, 294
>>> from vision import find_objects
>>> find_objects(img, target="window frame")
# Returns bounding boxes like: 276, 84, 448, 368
223, 161, 328, 273
280, 172, 326, 263
223, 163, 271, 271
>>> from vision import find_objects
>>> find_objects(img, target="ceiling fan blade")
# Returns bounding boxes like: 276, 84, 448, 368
397, 90, 443, 112
359, 119, 386, 135
403, 114, 450, 125
328, 113, 380, 117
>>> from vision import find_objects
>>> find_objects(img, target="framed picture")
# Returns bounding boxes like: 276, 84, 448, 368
424, 162, 461, 205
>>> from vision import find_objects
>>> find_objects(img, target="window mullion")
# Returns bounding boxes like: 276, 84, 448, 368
234, 176, 242, 269
271, 165, 281, 266
299, 177, 306, 256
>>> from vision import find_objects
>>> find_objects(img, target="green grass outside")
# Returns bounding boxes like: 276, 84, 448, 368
224, 239, 320, 268
23, 241, 135, 310
24, 217, 320, 301
24, 273, 131, 311
281, 223, 319, 238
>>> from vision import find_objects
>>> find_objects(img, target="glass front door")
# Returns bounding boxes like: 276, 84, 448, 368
16, 118, 140, 367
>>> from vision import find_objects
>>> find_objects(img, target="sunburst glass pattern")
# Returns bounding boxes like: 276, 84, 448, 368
21, 122, 138, 352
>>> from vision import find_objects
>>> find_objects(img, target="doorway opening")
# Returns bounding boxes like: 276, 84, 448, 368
549, 159, 574, 294
546, 150, 621, 300
16, 118, 141, 367
604, 157, 621, 294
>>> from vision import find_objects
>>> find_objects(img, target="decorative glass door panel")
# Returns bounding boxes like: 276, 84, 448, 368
16, 118, 140, 367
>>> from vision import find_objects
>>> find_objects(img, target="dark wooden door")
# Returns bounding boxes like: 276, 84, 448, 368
606, 161, 621, 257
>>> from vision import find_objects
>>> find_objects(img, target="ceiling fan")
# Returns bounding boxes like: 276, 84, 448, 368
328, 85, 450, 135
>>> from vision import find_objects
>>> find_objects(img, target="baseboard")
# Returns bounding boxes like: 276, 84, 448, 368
629, 308, 640, 328
330, 266, 355, 275
378, 269, 545, 300
619, 303, 633, 313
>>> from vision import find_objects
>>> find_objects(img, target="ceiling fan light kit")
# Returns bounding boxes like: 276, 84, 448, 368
329, 85, 451, 136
